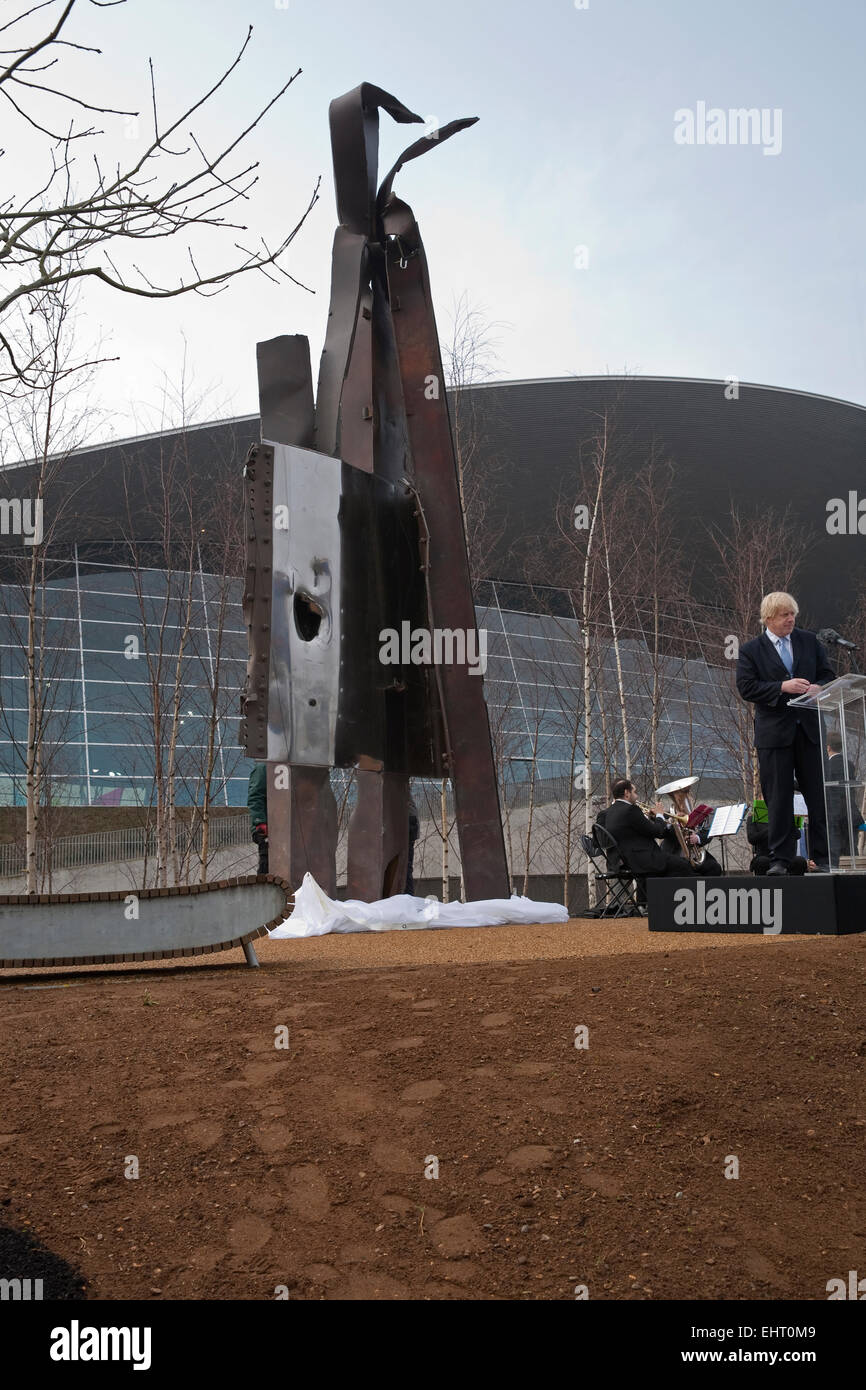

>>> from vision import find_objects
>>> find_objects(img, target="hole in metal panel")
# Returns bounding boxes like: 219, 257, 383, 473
293, 592, 323, 642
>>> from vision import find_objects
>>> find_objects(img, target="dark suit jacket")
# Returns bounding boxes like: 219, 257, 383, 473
736, 629, 835, 748
826, 753, 861, 834
602, 800, 671, 874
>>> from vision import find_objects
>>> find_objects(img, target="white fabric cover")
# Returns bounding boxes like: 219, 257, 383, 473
268, 872, 570, 939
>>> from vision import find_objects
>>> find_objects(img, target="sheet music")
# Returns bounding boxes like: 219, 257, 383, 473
708, 803, 747, 837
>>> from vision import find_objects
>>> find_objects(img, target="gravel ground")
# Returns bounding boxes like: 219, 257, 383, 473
1, 928, 863, 1301
0, 915, 807, 982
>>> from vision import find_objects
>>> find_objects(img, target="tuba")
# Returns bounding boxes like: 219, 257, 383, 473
655, 776, 708, 868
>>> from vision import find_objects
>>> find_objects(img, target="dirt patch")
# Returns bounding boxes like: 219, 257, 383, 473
0, 930, 864, 1300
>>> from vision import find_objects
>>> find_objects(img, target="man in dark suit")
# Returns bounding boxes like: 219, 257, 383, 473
825, 732, 866, 867
600, 778, 697, 886
736, 591, 835, 874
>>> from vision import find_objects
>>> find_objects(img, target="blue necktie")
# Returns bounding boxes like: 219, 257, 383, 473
778, 636, 793, 675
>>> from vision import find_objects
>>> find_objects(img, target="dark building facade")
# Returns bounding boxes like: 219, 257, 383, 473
1, 376, 862, 807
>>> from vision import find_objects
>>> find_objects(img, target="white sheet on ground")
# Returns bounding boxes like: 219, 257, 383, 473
268, 873, 570, 939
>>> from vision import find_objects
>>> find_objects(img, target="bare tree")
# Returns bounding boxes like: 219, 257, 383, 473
0, 278, 100, 890
1, 0, 318, 394
118, 416, 201, 885
441, 293, 510, 590
551, 408, 629, 904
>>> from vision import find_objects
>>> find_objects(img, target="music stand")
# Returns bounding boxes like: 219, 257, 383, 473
706, 803, 747, 873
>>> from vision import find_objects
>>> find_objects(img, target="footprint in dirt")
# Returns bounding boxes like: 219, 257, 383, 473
400, 1080, 444, 1102
227, 1214, 273, 1255
142, 1110, 198, 1131
303, 1035, 344, 1054
187, 1246, 228, 1272
284, 1164, 331, 1221
331, 1085, 377, 1116
251, 1123, 294, 1155
370, 1141, 418, 1175
184, 1120, 223, 1150
578, 1170, 623, 1197
136, 1088, 174, 1110
329, 1270, 412, 1299
504, 1144, 555, 1170
242, 1059, 288, 1086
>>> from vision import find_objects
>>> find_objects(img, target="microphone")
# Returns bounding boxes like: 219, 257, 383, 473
817, 627, 857, 649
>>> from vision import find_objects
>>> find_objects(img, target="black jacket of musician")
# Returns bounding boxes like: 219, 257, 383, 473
826, 752, 861, 834
735, 629, 835, 748
601, 800, 671, 874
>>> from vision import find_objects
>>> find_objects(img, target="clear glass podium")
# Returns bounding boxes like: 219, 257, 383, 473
789, 674, 866, 872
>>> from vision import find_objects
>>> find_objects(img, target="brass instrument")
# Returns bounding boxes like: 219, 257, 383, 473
639, 803, 698, 865
655, 775, 707, 868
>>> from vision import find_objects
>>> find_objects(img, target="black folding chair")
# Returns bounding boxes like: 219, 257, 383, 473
580, 824, 642, 918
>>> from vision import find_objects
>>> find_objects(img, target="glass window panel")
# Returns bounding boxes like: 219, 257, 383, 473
474, 605, 504, 632
84, 653, 151, 683
87, 745, 156, 779
0, 646, 80, 683
210, 632, 247, 664
86, 711, 152, 744
81, 619, 209, 659
41, 743, 86, 780
84, 680, 152, 714
94, 594, 198, 630
39, 712, 87, 743
87, 778, 147, 807
224, 777, 249, 807
0, 708, 25, 742
78, 590, 145, 624
75, 567, 139, 595
77, 566, 171, 598
199, 573, 241, 605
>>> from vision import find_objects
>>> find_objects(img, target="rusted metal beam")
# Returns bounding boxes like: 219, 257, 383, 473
247, 334, 338, 891
346, 765, 409, 901
382, 194, 509, 900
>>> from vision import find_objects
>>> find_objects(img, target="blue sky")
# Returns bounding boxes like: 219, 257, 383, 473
9, 0, 866, 434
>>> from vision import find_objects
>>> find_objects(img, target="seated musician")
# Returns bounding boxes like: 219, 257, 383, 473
825, 733, 866, 867
747, 798, 807, 875
680, 803, 723, 876
598, 779, 698, 895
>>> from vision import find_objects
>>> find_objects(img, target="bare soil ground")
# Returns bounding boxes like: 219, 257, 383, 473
1, 921, 864, 1301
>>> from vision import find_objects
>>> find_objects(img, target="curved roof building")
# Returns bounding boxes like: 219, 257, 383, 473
1, 375, 862, 808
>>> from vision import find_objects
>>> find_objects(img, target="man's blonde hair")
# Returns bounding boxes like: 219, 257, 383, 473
760, 591, 799, 623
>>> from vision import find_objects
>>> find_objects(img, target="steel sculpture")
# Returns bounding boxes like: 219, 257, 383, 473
240, 83, 508, 902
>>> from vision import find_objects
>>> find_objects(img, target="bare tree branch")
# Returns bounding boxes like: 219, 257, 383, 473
1, 0, 318, 394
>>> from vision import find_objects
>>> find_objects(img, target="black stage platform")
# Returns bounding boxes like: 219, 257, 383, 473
647, 874, 866, 935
